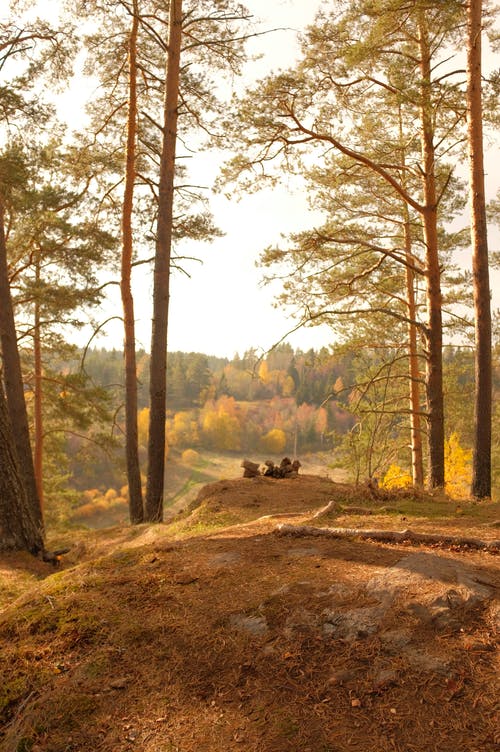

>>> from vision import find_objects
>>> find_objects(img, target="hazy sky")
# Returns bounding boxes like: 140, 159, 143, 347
93, 0, 334, 358
25, 0, 498, 358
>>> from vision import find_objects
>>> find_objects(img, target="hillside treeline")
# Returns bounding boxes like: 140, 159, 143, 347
70, 344, 354, 488
57, 340, 496, 502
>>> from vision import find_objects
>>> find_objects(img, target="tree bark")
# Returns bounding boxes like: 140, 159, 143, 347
145, 0, 182, 522
0, 195, 43, 535
0, 382, 44, 553
417, 10, 445, 489
466, 0, 491, 499
121, 0, 144, 524
398, 106, 425, 489
403, 215, 425, 488
33, 255, 44, 512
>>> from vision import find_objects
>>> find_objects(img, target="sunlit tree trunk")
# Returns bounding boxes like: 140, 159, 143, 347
121, 0, 144, 524
33, 254, 44, 512
399, 104, 425, 489
467, 0, 491, 498
403, 215, 425, 488
417, 9, 445, 489
0, 196, 43, 535
145, 0, 182, 522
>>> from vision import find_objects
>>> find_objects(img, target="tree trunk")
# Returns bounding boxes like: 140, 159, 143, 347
0, 196, 43, 534
417, 10, 445, 489
403, 214, 425, 488
145, 0, 182, 522
467, 0, 491, 499
121, 0, 144, 524
33, 257, 44, 512
398, 105, 425, 489
0, 382, 44, 553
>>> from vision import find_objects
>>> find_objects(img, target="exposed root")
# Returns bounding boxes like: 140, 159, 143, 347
275, 523, 500, 552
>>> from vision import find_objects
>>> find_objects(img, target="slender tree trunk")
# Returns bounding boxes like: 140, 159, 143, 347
417, 10, 445, 489
398, 106, 424, 489
0, 377, 44, 553
121, 0, 144, 524
0, 196, 43, 535
145, 0, 182, 522
33, 257, 44, 511
467, 0, 491, 499
403, 215, 424, 488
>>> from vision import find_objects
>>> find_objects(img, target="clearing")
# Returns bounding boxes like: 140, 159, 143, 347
0, 473, 499, 752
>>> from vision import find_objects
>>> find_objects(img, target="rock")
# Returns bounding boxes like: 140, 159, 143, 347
229, 613, 269, 636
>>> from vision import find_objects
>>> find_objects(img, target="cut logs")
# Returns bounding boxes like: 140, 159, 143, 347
241, 457, 301, 479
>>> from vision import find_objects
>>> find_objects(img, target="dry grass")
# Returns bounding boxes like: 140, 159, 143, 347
0, 475, 499, 752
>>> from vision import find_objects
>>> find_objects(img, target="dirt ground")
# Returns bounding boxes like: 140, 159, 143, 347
0, 474, 499, 752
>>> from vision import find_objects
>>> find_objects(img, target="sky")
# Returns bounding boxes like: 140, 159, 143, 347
22, 0, 500, 359
87, 0, 335, 359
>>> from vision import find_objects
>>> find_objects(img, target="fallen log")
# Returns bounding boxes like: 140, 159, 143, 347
311, 499, 339, 519
275, 523, 500, 553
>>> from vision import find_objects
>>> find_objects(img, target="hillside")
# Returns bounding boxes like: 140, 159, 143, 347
1, 475, 499, 752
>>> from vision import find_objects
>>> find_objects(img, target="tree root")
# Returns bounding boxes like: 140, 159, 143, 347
275, 523, 500, 553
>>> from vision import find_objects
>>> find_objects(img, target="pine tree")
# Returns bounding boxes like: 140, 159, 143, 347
0, 382, 44, 553
222, 0, 468, 488
466, 0, 492, 498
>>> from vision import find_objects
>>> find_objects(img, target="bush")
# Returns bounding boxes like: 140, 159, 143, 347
382, 464, 413, 490
260, 428, 287, 455
182, 449, 200, 466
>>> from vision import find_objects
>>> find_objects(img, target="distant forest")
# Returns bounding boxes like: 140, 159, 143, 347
70, 343, 355, 489
55, 341, 493, 503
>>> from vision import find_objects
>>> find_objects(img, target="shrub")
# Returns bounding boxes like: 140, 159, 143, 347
260, 428, 287, 455
382, 464, 413, 490
182, 449, 200, 466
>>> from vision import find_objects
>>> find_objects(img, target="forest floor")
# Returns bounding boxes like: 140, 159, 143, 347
0, 473, 499, 752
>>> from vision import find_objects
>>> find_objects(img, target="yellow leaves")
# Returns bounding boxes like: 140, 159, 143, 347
202, 401, 242, 452
381, 464, 413, 490
260, 428, 287, 454
137, 407, 149, 448
167, 411, 199, 448
445, 432, 472, 499
258, 360, 270, 383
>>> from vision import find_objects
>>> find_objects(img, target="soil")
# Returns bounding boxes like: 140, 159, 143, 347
0, 474, 499, 752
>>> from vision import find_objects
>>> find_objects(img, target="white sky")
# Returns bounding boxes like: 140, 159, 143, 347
95, 0, 332, 359
123, 0, 499, 359
14, 0, 500, 358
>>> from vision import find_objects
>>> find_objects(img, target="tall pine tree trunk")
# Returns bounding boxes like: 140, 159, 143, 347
467, 0, 491, 499
0, 196, 43, 535
121, 0, 144, 524
399, 108, 424, 489
33, 257, 44, 512
403, 215, 424, 488
0, 375, 44, 553
417, 10, 445, 489
145, 0, 182, 522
